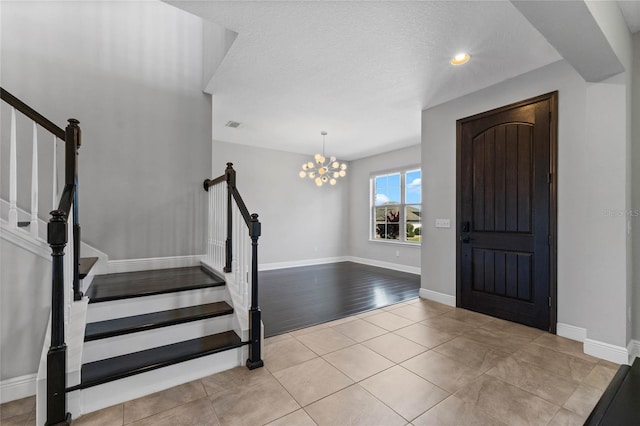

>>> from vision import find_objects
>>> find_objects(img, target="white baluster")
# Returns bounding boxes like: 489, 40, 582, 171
218, 184, 222, 268
219, 185, 225, 270
208, 186, 213, 265
234, 206, 241, 297
52, 136, 58, 209
208, 183, 227, 273
242, 218, 248, 309
245, 232, 250, 310
30, 122, 39, 238
64, 208, 74, 336
8, 108, 18, 228
241, 224, 247, 309
215, 185, 219, 267
214, 186, 218, 267
213, 185, 219, 268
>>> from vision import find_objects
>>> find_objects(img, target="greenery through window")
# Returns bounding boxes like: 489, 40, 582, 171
371, 168, 422, 243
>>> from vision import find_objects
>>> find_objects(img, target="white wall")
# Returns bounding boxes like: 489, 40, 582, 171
202, 20, 237, 91
586, 0, 635, 347
0, 239, 50, 381
0, 1, 211, 260
421, 60, 630, 348
633, 33, 640, 342
212, 141, 349, 267
348, 145, 421, 270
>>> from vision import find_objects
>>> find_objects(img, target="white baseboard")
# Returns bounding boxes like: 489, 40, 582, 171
0, 219, 50, 260
419, 288, 456, 307
627, 339, 640, 364
258, 256, 421, 274
549, 324, 631, 365
584, 338, 630, 365
556, 323, 587, 342
0, 374, 36, 404
106, 255, 205, 274
258, 256, 348, 271
347, 256, 421, 275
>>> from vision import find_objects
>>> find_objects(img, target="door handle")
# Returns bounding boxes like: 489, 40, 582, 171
460, 234, 471, 243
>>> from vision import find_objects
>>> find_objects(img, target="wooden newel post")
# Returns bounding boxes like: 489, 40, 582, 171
66, 119, 82, 301
224, 163, 235, 273
246, 213, 264, 370
46, 210, 71, 425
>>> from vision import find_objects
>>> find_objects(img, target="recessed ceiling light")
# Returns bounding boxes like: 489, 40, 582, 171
450, 52, 471, 65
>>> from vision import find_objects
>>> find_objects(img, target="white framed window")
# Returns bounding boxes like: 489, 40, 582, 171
371, 168, 422, 243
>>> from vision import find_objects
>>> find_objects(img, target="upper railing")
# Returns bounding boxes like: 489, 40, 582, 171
203, 163, 263, 369
1, 87, 81, 425
1, 88, 65, 140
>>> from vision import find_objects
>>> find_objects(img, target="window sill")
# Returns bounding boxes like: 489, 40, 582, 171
368, 239, 421, 247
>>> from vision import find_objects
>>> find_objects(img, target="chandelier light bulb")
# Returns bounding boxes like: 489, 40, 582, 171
300, 131, 347, 187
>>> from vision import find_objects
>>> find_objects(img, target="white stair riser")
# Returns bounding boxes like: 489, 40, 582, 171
82, 315, 235, 363
86, 286, 228, 322
60, 346, 245, 424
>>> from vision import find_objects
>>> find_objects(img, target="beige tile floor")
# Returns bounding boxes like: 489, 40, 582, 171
1, 298, 620, 426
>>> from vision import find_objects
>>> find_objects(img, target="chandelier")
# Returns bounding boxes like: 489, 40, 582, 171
299, 131, 347, 186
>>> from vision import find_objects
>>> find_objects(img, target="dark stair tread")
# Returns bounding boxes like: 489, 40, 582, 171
585, 358, 640, 425
79, 257, 99, 279
84, 301, 234, 341
17, 221, 30, 228
70, 331, 245, 390
86, 266, 225, 303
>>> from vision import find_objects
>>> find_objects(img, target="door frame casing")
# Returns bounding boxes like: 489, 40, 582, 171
455, 91, 558, 333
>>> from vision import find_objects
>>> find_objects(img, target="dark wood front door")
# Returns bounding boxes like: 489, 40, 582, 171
456, 92, 557, 331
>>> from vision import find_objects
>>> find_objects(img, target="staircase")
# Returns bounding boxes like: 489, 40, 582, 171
64, 266, 249, 415
1, 88, 263, 425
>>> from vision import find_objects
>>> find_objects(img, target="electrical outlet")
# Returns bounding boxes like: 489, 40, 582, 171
396, 250, 400, 257
435, 219, 451, 228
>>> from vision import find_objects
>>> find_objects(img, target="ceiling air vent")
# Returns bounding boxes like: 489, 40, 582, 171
225, 121, 241, 128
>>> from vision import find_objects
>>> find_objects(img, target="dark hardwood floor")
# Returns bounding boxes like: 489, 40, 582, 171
260, 261, 420, 337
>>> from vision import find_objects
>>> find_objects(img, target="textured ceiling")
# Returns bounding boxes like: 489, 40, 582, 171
169, 1, 563, 160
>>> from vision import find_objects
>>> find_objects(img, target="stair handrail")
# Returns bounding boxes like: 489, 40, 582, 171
203, 163, 263, 370
0, 88, 65, 140
1, 87, 81, 425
